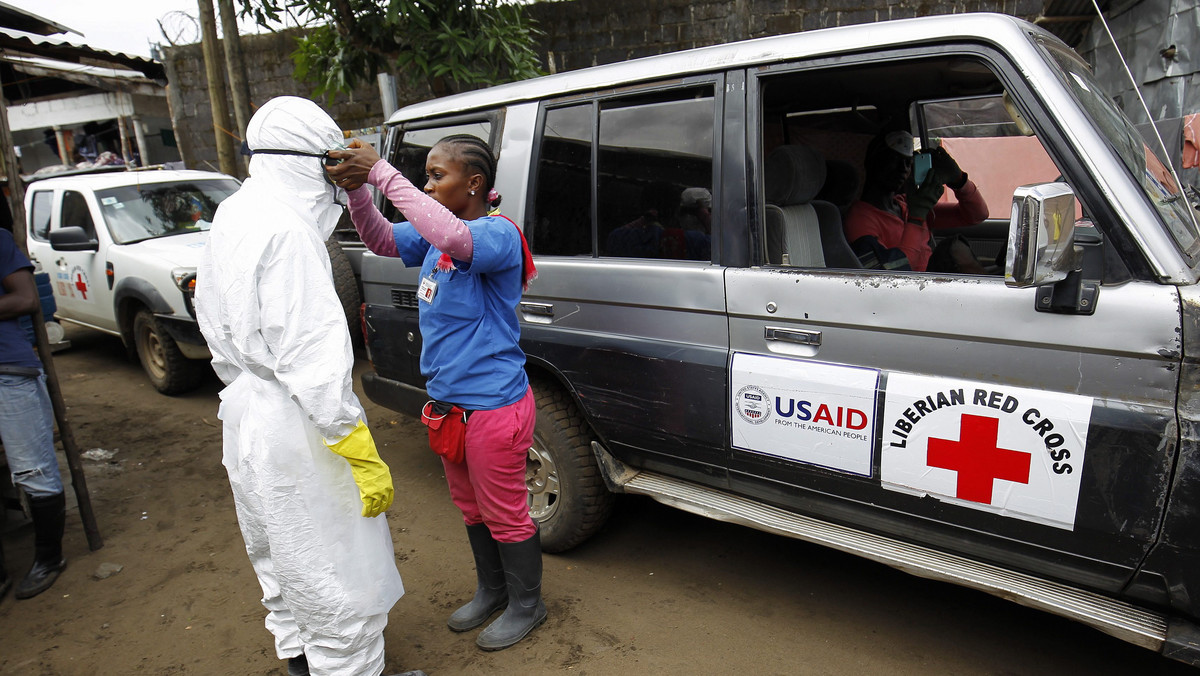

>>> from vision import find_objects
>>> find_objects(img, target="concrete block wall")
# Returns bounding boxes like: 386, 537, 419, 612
163, 0, 1041, 171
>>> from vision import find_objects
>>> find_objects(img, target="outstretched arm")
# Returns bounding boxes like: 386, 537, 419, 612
345, 188, 399, 258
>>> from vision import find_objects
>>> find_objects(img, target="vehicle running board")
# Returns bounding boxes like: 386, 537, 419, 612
590, 442, 1168, 654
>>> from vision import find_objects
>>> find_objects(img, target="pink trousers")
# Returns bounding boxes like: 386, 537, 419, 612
442, 387, 536, 543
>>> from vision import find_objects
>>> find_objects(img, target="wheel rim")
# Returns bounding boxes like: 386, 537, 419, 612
137, 320, 168, 381
526, 438, 560, 521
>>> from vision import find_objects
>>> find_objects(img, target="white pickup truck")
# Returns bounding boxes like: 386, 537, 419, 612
24, 169, 240, 394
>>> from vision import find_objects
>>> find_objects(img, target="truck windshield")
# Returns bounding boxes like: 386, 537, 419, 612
1039, 40, 1200, 263
97, 179, 241, 244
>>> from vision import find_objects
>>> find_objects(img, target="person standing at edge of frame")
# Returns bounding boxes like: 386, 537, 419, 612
0, 227, 68, 602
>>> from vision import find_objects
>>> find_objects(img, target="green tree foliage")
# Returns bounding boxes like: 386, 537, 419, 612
239, 0, 544, 98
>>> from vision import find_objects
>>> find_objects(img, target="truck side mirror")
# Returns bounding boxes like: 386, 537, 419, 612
1005, 182, 1077, 288
48, 226, 99, 252
1005, 182, 1102, 315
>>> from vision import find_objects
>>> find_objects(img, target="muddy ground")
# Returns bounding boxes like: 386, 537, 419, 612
0, 325, 1194, 675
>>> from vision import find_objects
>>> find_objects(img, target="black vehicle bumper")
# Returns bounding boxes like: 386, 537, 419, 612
155, 314, 210, 359
361, 370, 428, 419
155, 314, 206, 346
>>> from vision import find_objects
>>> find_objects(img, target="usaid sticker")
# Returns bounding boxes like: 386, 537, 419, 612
735, 385, 771, 424
731, 353, 879, 476
880, 373, 1092, 530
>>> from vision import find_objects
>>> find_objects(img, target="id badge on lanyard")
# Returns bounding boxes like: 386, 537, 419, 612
418, 273, 438, 304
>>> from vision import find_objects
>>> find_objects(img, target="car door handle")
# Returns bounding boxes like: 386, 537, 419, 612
520, 302, 554, 318
55, 258, 67, 267
764, 326, 822, 346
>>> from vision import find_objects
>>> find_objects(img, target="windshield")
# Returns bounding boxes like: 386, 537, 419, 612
1040, 40, 1200, 263
97, 179, 241, 244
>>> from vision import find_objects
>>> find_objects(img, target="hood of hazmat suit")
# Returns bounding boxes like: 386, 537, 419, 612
194, 96, 402, 674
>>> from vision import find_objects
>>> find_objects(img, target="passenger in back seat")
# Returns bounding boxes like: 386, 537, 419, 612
844, 130, 989, 272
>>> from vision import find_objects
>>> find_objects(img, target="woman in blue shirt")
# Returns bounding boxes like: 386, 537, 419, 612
329, 135, 542, 651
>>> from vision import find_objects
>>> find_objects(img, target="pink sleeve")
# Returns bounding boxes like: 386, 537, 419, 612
930, 179, 989, 230
368, 160, 474, 262
346, 188, 398, 258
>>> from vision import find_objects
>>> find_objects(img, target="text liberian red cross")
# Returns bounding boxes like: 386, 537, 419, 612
927, 414, 1031, 503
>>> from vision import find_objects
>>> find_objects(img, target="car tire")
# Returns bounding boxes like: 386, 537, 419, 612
132, 309, 207, 395
326, 237, 362, 348
528, 378, 616, 553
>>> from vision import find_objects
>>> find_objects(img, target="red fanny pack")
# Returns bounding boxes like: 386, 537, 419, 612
421, 400, 470, 464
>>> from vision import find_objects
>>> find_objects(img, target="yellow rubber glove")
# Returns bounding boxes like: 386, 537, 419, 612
324, 420, 394, 517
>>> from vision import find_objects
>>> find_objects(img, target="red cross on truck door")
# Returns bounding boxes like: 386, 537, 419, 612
880, 373, 1092, 531
927, 414, 1031, 504
69, 266, 90, 301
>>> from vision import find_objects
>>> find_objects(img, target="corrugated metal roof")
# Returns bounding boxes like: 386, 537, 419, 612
0, 27, 166, 82
0, 0, 79, 37
2, 53, 163, 97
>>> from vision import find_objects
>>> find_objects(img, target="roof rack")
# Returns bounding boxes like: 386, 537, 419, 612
21, 164, 158, 184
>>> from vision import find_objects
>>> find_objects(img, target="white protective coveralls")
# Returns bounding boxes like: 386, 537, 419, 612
194, 96, 404, 676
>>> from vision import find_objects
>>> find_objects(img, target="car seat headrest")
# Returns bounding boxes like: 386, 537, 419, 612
816, 159, 861, 210
765, 144, 827, 206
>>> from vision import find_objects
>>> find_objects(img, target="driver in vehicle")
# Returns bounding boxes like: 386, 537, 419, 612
844, 130, 989, 272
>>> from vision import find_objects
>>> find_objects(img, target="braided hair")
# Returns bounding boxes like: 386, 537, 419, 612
436, 134, 501, 208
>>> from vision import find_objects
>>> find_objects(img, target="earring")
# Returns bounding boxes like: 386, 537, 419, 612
470, 190, 476, 196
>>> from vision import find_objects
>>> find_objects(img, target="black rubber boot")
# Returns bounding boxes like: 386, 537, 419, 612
286, 654, 309, 676
476, 530, 547, 651
447, 523, 508, 632
0, 538, 11, 599
15, 492, 66, 600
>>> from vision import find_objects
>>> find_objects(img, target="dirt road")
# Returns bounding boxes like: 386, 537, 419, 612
0, 325, 1194, 675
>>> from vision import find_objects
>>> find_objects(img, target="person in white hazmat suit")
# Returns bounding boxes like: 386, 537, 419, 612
194, 96, 422, 676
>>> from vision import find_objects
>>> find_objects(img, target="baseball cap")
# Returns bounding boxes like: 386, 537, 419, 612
681, 187, 712, 209
882, 130, 914, 158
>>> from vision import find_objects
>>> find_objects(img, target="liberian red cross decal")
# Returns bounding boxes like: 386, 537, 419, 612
927, 414, 1031, 504
74, 273, 88, 300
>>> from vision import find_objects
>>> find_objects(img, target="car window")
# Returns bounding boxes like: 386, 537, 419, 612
1038, 40, 1200, 263
530, 85, 716, 261
530, 104, 593, 256
60, 191, 97, 240
29, 190, 52, 241
756, 54, 1073, 275
598, 88, 714, 261
388, 121, 493, 222
96, 179, 240, 244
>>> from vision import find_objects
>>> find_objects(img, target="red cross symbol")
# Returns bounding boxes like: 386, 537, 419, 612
74, 273, 88, 300
927, 414, 1031, 504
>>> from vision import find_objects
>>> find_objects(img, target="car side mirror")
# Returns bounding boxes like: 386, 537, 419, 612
49, 226, 99, 252
1005, 182, 1078, 288
1005, 182, 1102, 315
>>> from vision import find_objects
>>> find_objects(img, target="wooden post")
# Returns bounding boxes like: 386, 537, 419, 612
197, 0, 237, 177
0, 91, 103, 552
53, 127, 69, 164
116, 115, 133, 165
216, 0, 251, 177
131, 114, 150, 166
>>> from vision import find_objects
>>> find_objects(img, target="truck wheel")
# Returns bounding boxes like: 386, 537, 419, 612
133, 310, 206, 395
528, 378, 616, 553
326, 237, 361, 347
